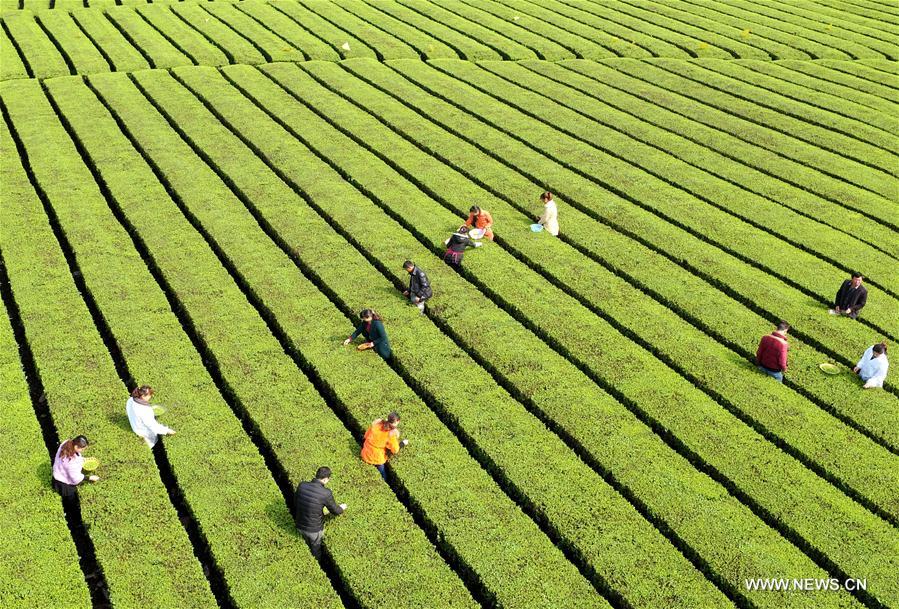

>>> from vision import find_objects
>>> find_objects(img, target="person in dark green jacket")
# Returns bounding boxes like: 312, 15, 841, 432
343, 309, 392, 359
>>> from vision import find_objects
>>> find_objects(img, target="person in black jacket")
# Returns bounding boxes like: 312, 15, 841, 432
343, 309, 392, 359
830, 272, 868, 319
443, 225, 481, 269
295, 466, 346, 559
402, 260, 432, 314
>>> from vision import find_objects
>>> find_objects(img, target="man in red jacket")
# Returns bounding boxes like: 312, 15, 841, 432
756, 321, 790, 382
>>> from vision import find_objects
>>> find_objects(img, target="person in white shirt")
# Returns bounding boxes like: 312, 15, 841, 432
126, 385, 175, 447
537, 192, 559, 236
853, 342, 889, 389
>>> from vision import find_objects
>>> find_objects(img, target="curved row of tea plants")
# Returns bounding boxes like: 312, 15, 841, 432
2, 77, 345, 609
171, 61, 899, 608
3, 0, 898, 81
0, 108, 218, 609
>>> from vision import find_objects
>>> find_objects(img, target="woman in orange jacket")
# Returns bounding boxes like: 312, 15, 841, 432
465, 206, 494, 241
360, 412, 408, 479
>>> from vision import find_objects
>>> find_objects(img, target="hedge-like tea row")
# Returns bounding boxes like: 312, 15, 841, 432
336, 57, 895, 363
34, 9, 108, 74
232, 2, 342, 61
763, 61, 898, 116
2, 10, 68, 77
411, 0, 573, 60
104, 5, 191, 67
372, 59, 899, 341
518, 60, 896, 252
718, 60, 898, 134
79, 70, 483, 609
167, 3, 267, 65
514, 0, 706, 58
663, 59, 899, 162
69, 8, 149, 72
351, 0, 503, 60
121, 67, 615, 609
288, 0, 422, 59
0, 96, 216, 609
329, 0, 462, 59
180, 63, 875, 609
437, 61, 899, 407
270, 58, 899, 518
303, 59, 899, 450
214, 60, 899, 607
3, 1, 897, 80
698, 0, 899, 59
424, 59, 899, 298
144, 64, 707, 602
0, 265, 91, 609
819, 59, 899, 94
513, 59, 896, 237
260, 57, 891, 604
628, 59, 897, 192
565, 0, 768, 59
157, 64, 733, 609
629, 0, 861, 60
520, 62, 899, 352
133, 3, 229, 67
5, 77, 344, 609
596, 58, 897, 202
473, 0, 628, 59
0, 22, 29, 79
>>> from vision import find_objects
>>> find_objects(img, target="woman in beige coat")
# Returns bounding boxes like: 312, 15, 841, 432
537, 192, 559, 236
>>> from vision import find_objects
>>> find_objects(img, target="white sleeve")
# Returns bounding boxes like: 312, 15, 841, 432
856, 346, 872, 369
139, 407, 172, 435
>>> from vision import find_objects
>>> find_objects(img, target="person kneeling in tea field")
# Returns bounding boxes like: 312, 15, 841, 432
854, 342, 889, 389
402, 260, 432, 314
126, 385, 175, 448
829, 271, 867, 319
295, 466, 346, 559
343, 309, 392, 359
756, 321, 790, 383
443, 225, 481, 269
536, 192, 559, 237
465, 206, 494, 241
361, 412, 409, 480
52, 435, 99, 497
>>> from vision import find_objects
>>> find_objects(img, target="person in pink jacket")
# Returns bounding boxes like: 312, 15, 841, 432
52, 435, 99, 497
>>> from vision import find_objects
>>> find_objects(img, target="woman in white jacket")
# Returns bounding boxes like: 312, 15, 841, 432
537, 192, 559, 236
126, 385, 175, 447
853, 342, 889, 389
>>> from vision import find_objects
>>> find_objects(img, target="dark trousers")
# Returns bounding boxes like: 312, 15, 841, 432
374, 463, 386, 480
299, 528, 324, 559
52, 478, 77, 498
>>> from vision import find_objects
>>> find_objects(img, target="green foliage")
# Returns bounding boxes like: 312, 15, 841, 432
2, 1, 898, 608
0, 271, 91, 609
84, 69, 478, 609
4, 77, 342, 609
0, 87, 217, 609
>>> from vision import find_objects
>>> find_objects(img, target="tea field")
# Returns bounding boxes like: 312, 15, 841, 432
1, 1, 897, 608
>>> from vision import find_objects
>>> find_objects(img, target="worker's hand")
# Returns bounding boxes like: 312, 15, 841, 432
845, 308, 852, 314
339, 503, 347, 511
403, 290, 409, 296
853, 367, 860, 374
401, 438, 409, 447
168, 430, 177, 436
834, 307, 842, 313
343, 338, 352, 346
88, 475, 100, 482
